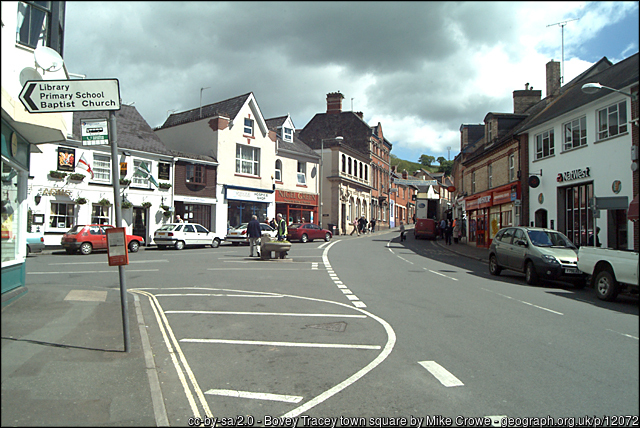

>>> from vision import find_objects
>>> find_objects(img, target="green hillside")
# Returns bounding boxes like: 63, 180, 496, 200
390, 154, 437, 174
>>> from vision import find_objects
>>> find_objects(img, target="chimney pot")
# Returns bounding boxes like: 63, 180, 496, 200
326, 92, 344, 114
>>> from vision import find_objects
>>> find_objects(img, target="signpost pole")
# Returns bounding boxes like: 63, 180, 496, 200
109, 110, 130, 352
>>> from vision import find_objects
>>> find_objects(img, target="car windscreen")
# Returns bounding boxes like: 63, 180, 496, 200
527, 230, 576, 248
288, 224, 301, 229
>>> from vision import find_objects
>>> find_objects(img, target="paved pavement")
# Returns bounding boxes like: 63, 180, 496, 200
1, 227, 488, 426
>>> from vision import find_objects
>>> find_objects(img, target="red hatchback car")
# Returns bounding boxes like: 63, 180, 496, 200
61, 224, 144, 255
287, 223, 332, 243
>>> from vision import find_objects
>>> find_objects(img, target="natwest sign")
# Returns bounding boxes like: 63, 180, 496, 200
275, 190, 318, 205
557, 167, 590, 183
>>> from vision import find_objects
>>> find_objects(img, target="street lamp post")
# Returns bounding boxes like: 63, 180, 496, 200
319, 136, 343, 229
581, 82, 636, 100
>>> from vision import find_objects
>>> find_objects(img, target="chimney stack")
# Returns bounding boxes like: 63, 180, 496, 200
513, 83, 541, 114
546, 60, 561, 97
326, 92, 344, 114
355, 111, 364, 119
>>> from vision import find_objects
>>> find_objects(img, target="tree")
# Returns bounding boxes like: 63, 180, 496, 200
419, 154, 435, 167
438, 160, 454, 176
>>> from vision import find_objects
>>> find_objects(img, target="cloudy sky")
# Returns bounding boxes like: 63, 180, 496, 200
63, 2, 639, 164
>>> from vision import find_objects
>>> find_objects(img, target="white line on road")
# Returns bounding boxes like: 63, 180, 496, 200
48, 260, 169, 265
181, 338, 381, 350
204, 389, 303, 403
426, 269, 459, 281
207, 268, 314, 271
164, 310, 366, 318
155, 294, 283, 298
606, 329, 639, 340
480, 288, 563, 315
418, 361, 464, 387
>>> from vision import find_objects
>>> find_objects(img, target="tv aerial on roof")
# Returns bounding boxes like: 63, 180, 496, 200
34, 45, 64, 73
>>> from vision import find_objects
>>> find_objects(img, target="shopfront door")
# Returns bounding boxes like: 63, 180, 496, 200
132, 207, 147, 244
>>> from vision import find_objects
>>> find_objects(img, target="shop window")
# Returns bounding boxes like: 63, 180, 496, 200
186, 164, 205, 184
91, 204, 110, 225
1, 161, 22, 264
236, 144, 260, 176
563, 116, 587, 150
535, 129, 554, 160
597, 101, 627, 140
93, 153, 111, 182
50, 202, 74, 229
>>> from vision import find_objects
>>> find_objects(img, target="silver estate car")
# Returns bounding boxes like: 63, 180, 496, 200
489, 226, 587, 288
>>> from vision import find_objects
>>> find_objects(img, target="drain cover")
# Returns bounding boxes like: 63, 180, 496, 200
306, 321, 347, 332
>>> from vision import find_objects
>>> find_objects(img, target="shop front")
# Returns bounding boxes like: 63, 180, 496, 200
2, 121, 32, 304
225, 185, 274, 229
465, 183, 520, 248
174, 195, 216, 232
274, 189, 318, 225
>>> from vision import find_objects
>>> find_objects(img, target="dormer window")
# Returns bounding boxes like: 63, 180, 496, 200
244, 118, 254, 136
283, 127, 293, 142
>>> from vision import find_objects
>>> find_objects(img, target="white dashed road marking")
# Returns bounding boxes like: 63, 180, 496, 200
418, 361, 464, 387
205, 389, 303, 403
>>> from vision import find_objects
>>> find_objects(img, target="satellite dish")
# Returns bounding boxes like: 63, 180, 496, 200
19, 67, 43, 86
34, 46, 64, 72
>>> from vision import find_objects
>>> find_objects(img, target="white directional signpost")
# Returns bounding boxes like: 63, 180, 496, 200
19, 79, 120, 113
20, 78, 132, 352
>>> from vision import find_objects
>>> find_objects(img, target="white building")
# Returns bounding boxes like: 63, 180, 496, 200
519, 53, 638, 250
155, 93, 276, 234
28, 106, 176, 246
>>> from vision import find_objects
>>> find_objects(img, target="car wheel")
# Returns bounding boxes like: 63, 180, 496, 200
525, 261, 538, 285
489, 255, 502, 276
65, 248, 75, 255
301, 234, 308, 243
211, 238, 221, 248
175, 241, 185, 250
128, 240, 140, 253
324, 232, 331, 242
26, 245, 31, 256
80, 242, 93, 255
232, 242, 240, 246
594, 269, 619, 301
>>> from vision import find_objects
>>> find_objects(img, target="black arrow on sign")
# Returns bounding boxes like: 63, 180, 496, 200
22, 83, 39, 111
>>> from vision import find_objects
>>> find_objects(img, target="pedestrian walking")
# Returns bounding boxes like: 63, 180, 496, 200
453, 218, 461, 244
399, 222, 406, 242
247, 215, 262, 257
350, 218, 359, 236
175, 215, 184, 223
439, 218, 447, 240
276, 213, 288, 241
369, 219, 376, 233
445, 219, 453, 245
269, 217, 276, 229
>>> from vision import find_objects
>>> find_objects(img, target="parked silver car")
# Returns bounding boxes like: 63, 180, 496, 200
154, 223, 223, 250
489, 226, 587, 288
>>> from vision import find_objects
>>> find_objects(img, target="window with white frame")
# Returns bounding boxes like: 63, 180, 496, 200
91, 204, 110, 225
50, 202, 74, 229
93, 153, 111, 181
275, 159, 282, 181
563, 116, 587, 150
244, 118, 254, 136
509, 154, 515, 182
297, 161, 306, 185
359, 162, 363, 179
348, 158, 352, 175
597, 101, 627, 141
16, 1, 49, 49
283, 127, 293, 142
488, 163, 493, 188
342, 155, 346, 173
132, 159, 151, 187
471, 171, 476, 193
535, 129, 554, 160
365, 165, 368, 182
236, 144, 260, 176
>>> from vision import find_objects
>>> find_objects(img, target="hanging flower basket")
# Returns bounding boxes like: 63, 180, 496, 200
75, 197, 88, 205
158, 182, 172, 189
121, 200, 133, 209
141, 202, 152, 209
97, 198, 112, 207
119, 178, 131, 186
68, 173, 86, 181
49, 170, 67, 179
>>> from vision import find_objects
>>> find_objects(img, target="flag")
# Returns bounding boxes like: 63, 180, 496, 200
76, 153, 94, 179
134, 162, 159, 188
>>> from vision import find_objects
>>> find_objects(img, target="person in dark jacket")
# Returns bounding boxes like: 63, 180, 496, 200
445, 219, 453, 245
247, 215, 262, 257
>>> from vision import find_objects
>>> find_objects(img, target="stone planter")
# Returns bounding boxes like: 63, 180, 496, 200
260, 237, 291, 260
